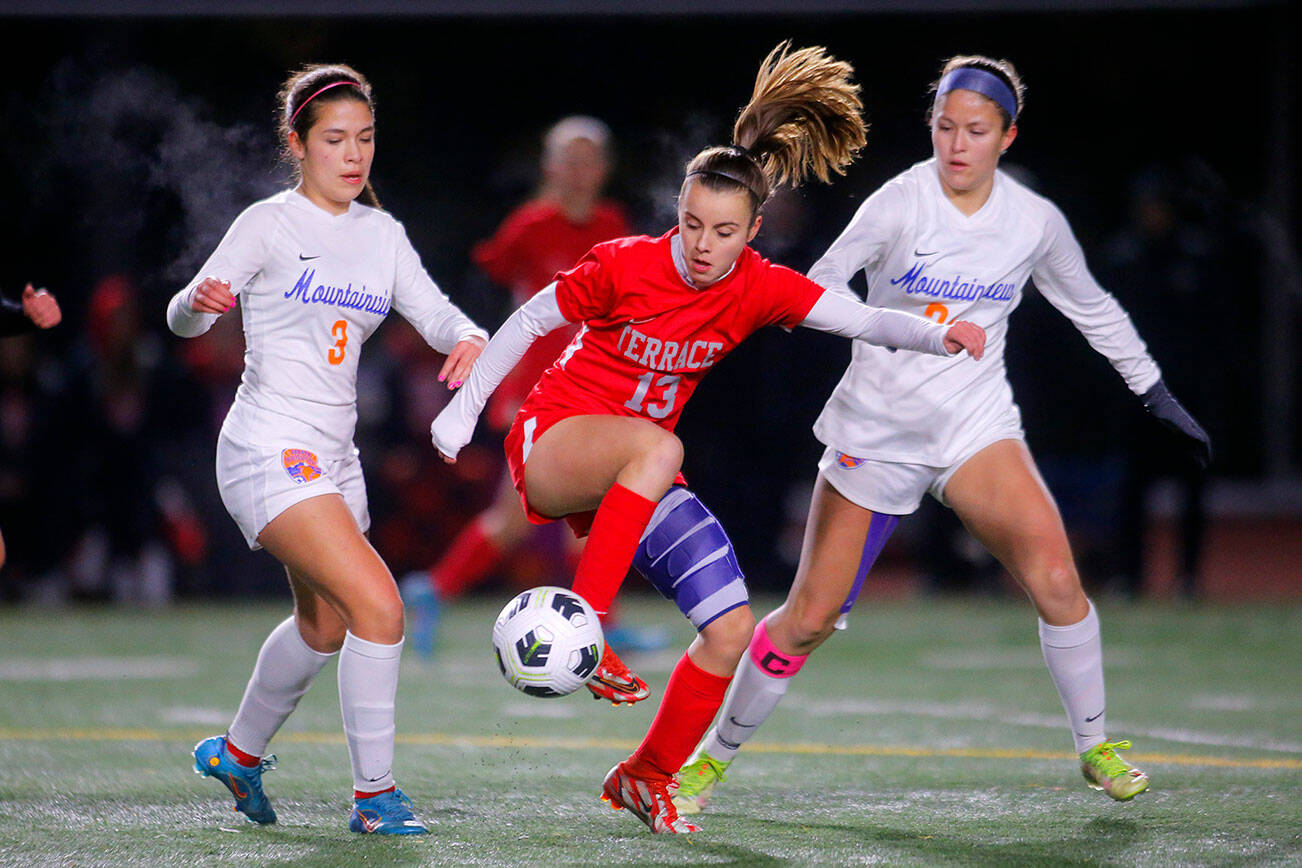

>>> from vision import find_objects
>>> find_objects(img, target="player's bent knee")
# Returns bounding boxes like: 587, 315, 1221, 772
638, 431, 684, 479
633, 486, 749, 631
698, 606, 756, 660
1027, 560, 1085, 620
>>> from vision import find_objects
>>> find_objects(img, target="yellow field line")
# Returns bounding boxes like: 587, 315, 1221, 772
1, 727, 1299, 770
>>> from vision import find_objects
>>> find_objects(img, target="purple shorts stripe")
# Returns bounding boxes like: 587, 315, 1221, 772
839, 511, 901, 615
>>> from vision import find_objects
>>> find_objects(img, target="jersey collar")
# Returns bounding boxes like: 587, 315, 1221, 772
669, 229, 737, 290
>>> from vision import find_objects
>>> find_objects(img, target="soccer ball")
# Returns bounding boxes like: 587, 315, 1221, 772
492, 586, 604, 697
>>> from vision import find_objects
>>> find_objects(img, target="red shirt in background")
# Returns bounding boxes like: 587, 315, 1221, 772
473, 199, 630, 429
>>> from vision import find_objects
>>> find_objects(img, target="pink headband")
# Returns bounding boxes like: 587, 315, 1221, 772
288, 80, 361, 128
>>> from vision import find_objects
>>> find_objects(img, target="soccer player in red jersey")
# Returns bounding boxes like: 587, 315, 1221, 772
432, 43, 985, 834
400, 117, 650, 657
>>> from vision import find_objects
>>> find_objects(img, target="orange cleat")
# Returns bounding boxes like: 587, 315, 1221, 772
586, 643, 651, 705
601, 760, 701, 834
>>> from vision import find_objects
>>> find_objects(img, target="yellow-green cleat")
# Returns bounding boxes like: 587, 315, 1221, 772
1080, 740, 1150, 801
672, 749, 729, 815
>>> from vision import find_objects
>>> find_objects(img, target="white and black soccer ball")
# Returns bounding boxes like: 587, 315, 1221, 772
492, 586, 604, 697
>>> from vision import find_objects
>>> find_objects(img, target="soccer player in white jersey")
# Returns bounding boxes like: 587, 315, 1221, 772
167, 64, 487, 835
675, 54, 1212, 811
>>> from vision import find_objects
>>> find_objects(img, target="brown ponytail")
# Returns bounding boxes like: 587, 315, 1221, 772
278, 63, 382, 209
684, 41, 867, 218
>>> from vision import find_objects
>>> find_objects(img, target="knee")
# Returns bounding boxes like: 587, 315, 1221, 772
339, 581, 405, 642
699, 607, 756, 664
636, 432, 684, 482
1028, 558, 1086, 622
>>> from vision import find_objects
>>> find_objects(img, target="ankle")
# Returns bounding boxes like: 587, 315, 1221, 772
224, 738, 261, 768
355, 785, 396, 800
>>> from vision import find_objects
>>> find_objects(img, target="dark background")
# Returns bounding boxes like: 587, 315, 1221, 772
0, 2, 1296, 603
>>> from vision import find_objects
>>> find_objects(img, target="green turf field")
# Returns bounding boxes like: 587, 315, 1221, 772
1, 595, 1299, 866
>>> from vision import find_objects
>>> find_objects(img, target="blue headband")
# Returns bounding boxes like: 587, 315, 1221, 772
937, 67, 1018, 120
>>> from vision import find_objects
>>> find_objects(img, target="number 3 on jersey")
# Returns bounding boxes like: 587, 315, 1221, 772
625, 372, 681, 419
328, 319, 348, 365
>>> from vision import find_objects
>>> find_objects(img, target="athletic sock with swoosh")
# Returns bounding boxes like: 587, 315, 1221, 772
627, 652, 731, 779
339, 631, 402, 794
700, 615, 806, 763
1039, 600, 1107, 754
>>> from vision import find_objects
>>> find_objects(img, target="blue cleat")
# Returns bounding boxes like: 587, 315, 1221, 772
349, 788, 429, 835
192, 735, 277, 824
400, 571, 440, 659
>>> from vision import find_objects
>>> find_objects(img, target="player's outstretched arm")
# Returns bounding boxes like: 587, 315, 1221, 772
430, 283, 571, 463
1141, 379, 1213, 468
800, 290, 985, 358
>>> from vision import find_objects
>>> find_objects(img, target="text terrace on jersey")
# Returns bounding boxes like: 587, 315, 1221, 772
617, 325, 724, 372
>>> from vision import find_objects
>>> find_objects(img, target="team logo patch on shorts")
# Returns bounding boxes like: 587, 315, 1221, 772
835, 451, 866, 470
282, 448, 322, 484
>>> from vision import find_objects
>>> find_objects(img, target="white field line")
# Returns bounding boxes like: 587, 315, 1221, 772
0, 657, 199, 680
796, 696, 1302, 754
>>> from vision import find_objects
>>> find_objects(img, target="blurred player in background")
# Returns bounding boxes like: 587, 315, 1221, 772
401, 116, 666, 657
0, 282, 60, 571
675, 54, 1212, 815
431, 42, 984, 834
167, 63, 486, 835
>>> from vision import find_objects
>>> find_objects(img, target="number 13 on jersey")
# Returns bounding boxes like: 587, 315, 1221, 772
624, 371, 681, 419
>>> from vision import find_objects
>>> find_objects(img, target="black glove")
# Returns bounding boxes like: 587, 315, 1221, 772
1141, 379, 1213, 469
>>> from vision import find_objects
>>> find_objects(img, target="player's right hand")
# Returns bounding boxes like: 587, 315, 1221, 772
189, 277, 236, 315
429, 412, 465, 465
943, 320, 985, 360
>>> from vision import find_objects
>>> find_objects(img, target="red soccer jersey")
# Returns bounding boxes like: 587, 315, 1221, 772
519, 229, 824, 433
473, 199, 631, 429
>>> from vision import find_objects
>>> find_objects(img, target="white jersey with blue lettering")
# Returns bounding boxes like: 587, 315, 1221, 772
167, 189, 487, 457
809, 158, 1161, 467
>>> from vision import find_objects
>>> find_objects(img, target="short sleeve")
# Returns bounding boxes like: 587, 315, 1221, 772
553, 243, 617, 322
757, 262, 825, 329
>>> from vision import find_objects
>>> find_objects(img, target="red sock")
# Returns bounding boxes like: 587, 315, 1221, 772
224, 738, 260, 768
627, 652, 732, 780
432, 517, 501, 597
354, 784, 396, 800
598, 598, 624, 631
571, 484, 657, 616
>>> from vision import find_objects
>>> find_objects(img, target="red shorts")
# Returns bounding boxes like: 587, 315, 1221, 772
504, 407, 686, 537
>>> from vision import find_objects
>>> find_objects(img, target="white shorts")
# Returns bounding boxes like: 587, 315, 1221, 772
817, 428, 1025, 516
216, 432, 370, 550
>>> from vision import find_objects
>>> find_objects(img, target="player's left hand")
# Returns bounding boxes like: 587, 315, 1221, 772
1141, 379, 1213, 469
943, 320, 985, 360
439, 335, 486, 389
21, 284, 61, 329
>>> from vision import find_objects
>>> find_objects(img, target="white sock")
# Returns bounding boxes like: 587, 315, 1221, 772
227, 616, 335, 757
702, 649, 794, 763
338, 631, 402, 794
1039, 600, 1106, 754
